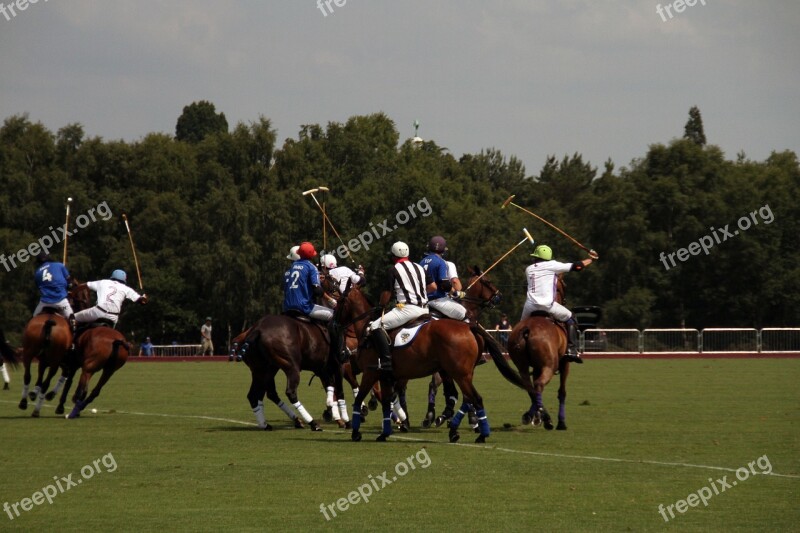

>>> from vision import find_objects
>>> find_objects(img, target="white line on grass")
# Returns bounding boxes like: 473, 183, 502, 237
3, 400, 797, 479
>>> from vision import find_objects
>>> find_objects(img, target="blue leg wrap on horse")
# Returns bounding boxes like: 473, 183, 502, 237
559, 402, 566, 421
535, 392, 544, 410
476, 408, 490, 436
352, 409, 361, 431
382, 405, 393, 435
450, 402, 471, 429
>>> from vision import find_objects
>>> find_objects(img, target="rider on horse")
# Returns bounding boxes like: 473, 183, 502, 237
319, 254, 365, 294
32, 253, 74, 322
521, 244, 595, 364
283, 242, 333, 322
419, 236, 467, 321
368, 241, 429, 375
74, 270, 148, 329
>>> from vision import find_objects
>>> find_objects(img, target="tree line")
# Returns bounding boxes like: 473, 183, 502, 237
1, 103, 797, 347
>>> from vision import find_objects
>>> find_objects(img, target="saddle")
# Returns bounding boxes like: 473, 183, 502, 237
74, 319, 115, 341
527, 311, 567, 335
389, 317, 432, 349
282, 310, 327, 326
38, 306, 62, 316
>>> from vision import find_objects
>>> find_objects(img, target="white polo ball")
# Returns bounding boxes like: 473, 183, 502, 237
91, 408, 97, 414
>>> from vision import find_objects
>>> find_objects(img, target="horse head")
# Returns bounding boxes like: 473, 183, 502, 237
463, 266, 502, 321
334, 279, 374, 335
69, 280, 92, 312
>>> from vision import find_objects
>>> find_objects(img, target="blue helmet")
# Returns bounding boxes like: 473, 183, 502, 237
110, 269, 127, 283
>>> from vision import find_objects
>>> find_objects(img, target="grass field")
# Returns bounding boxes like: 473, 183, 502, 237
1, 358, 798, 532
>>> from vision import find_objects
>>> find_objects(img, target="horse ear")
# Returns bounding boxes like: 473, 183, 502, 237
472, 265, 482, 275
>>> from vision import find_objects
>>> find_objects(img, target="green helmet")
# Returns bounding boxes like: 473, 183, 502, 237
531, 245, 553, 261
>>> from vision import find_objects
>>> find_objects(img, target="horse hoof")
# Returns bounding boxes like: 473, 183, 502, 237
345, 421, 352, 429
32, 410, 40, 418
294, 418, 305, 429
475, 434, 488, 443
336, 419, 346, 428
521, 412, 532, 425
532, 412, 543, 427
368, 398, 378, 411
45, 391, 56, 401
399, 422, 409, 433
309, 421, 323, 432
376, 433, 389, 442
544, 421, 554, 430
421, 418, 431, 428
3, 382, 9, 390
359, 413, 366, 423
322, 407, 333, 423
18, 399, 28, 410
556, 420, 567, 430
351, 431, 362, 442
449, 431, 460, 443
28, 392, 37, 401
55, 405, 64, 415
361, 404, 369, 416
262, 423, 273, 431
434, 415, 450, 428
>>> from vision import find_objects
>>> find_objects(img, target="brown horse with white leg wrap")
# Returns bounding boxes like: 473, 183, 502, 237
18, 311, 72, 417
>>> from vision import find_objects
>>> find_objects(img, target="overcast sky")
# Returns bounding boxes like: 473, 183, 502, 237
1, 1, 797, 175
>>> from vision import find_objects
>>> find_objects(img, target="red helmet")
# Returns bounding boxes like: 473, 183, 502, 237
298, 242, 317, 260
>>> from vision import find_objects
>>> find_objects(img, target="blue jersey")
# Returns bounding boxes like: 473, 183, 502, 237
283, 260, 320, 315
35, 261, 70, 303
419, 253, 449, 300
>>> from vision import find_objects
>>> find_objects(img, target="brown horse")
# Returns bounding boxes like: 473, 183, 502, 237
336, 280, 525, 443
507, 274, 570, 430
17, 307, 73, 417
240, 313, 345, 432
54, 283, 132, 418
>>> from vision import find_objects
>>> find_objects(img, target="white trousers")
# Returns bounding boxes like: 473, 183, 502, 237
309, 305, 334, 321
520, 300, 572, 323
75, 306, 118, 327
428, 298, 467, 320
33, 299, 74, 320
369, 304, 429, 332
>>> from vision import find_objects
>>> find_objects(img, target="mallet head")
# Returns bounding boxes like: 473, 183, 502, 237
522, 227, 534, 245
501, 195, 516, 209
317, 186, 329, 192
302, 188, 320, 196
67, 197, 73, 203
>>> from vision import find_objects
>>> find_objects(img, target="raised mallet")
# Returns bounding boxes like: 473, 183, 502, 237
122, 213, 144, 291
502, 194, 597, 257
62, 197, 73, 265
467, 228, 535, 290
302, 187, 355, 261
318, 185, 329, 251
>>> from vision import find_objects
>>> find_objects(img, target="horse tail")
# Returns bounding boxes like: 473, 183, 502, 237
36, 318, 56, 361
109, 339, 125, 368
0, 328, 20, 367
471, 324, 526, 390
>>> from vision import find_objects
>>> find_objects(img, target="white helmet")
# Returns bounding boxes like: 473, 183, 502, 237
391, 241, 409, 258
321, 254, 337, 269
286, 245, 300, 261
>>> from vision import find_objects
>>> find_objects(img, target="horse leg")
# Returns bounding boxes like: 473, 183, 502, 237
435, 375, 459, 427
263, 368, 300, 428
368, 384, 380, 411
18, 357, 32, 410
376, 378, 396, 442
67, 371, 93, 419
333, 365, 351, 429
246, 372, 272, 431
519, 366, 540, 426
32, 364, 59, 417
284, 368, 320, 431
423, 372, 441, 428
392, 381, 409, 432
55, 366, 78, 415
451, 376, 490, 443
532, 367, 555, 430
45, 372, 67, 401
351, 370, 380, 442
557, 359, 570, 430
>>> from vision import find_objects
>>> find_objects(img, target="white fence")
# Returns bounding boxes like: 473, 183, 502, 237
485, 328, 800, 354
143, 344, 203, 357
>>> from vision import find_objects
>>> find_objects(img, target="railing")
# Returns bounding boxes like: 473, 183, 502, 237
141, 344, 204, 357
486, 328, 800, 355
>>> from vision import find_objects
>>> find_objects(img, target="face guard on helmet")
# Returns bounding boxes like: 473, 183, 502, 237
391, 241, 410, 258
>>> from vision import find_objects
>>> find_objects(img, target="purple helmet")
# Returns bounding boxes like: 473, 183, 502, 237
428, 236, 447, 253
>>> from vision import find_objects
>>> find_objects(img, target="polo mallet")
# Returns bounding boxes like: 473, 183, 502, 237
502, 195, 598, 258
302, 188, 356, 262
318, 185, 329, 252
62, 197, 73, 265
466, 228, 535, 290
121, 214, 144, 291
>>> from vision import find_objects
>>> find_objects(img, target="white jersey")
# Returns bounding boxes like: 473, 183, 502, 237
525, 260, 573, 307
328, 265, 362, 293
87, 279, 143, 314
446, 261, 458, 281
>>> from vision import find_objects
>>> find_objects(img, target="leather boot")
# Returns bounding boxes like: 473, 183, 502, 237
369, 328, 393, 376
563, 321, 583, 364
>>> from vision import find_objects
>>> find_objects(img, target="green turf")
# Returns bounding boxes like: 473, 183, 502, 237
1, 359, 798, 532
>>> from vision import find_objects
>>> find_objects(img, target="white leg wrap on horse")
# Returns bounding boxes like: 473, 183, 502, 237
253, 400, 267, 429
277, 401, 296, 420
326, 386, 335, 407
331, 401, 341, 420
352, 387, 359, 399
392, 397, 407, 422
32, 385, 41, 397
338, 399, 350, 422
293, 401, 314, 423
1, 363, 9, 383
35, 392, 45, 412
21, 384, 28, 400
51, 375, 67, 395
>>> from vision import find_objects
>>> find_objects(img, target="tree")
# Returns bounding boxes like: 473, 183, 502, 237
683, 105, 707, 146
175, 101, 228, 144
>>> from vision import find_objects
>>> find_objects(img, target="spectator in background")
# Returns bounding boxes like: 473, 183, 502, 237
199, 317, 214, 355
495, 313, 511, 348
139, 337, 154, 357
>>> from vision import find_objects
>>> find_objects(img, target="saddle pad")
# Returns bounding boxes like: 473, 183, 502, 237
393, 321, 430, 348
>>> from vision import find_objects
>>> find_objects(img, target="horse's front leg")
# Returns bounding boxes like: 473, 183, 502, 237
376, 378, 396, 442
351, 369, 379, 442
